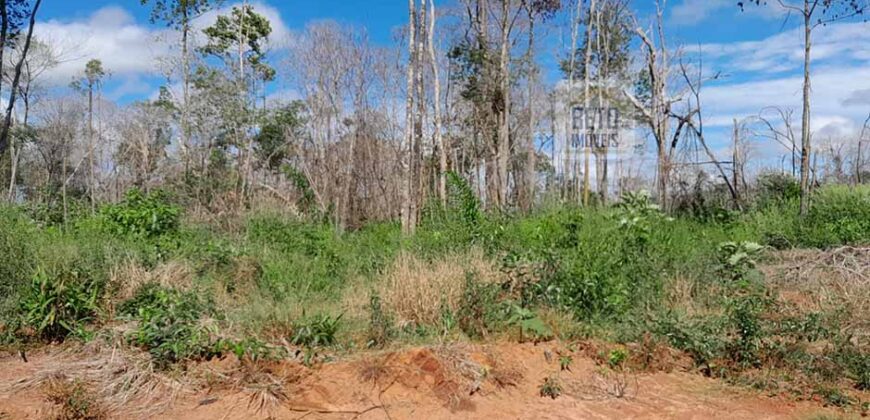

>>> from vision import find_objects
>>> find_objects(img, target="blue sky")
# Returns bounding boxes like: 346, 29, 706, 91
32, 1, 870, 171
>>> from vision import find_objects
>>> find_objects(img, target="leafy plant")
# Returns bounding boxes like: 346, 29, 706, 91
119, 284, 220, 368
44, 377, 107, 420
539, 375, 562, 399
22, 266, 102, 341
608, 348, 628, 369
100, 189, 180, 238
559, 355, 573, 372
717, 241, 764, 282
457, 271, 501, 338
291, 313, 342, 348
504, 302, 553, 342
366, 292, 393, 348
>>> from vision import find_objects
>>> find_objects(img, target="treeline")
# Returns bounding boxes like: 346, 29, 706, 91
0, 0, 868, 231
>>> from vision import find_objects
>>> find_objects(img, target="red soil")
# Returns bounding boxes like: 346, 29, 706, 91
0, 342, 850, 419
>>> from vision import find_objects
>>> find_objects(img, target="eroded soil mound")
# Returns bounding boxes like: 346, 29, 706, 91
0, 341, 848, 419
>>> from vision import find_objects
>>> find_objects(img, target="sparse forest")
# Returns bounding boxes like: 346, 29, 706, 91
0, 0, 868, 418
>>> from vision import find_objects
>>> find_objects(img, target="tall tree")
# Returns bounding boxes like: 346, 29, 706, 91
4, 37, 59, 201
428, 0, 447, 205
140, 0, 218, 175
200, 2, 274, 204
739, 0, 868, 215
72, 59, 107, 211
519, 0, 560, 212
0, 0, 42, 159
402, 0, 420, 233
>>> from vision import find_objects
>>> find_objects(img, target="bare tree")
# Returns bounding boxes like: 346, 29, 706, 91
740, 0, 868, 214
623, 0, 678, 208
0, 0, 42, 159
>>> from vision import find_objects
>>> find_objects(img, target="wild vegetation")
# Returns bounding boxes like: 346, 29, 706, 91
0, 0, 868, 417
1, 179, 868, 413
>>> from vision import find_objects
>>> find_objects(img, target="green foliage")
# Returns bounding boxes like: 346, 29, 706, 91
504, 302, 553, 342
21, 266, 102, 341
447, 171, 482, 226
100, 189, 180, 238
804, 185, 870, 247
654, 312, 726, 372
200, 4, 275, 81
539, 375, 562, 399
281, 165, 316, 215
366, 291, 393, 348
0, 207, 35, 320
607, 348, 628, 369
140, 0, 215, 29
290, 313, 342, 348
756, 172, 801, 206
813, 386, 854, 407
120, 284, 221, 368
717, 241, 764, 282
559, 354, 573, 371
256, 101, 306, 170
457, 271, 502, 338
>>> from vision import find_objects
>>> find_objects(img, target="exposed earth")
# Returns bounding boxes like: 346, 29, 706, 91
0, 340, 855, 419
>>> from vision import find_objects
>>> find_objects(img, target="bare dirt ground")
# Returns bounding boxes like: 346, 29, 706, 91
0, 341, 851, 420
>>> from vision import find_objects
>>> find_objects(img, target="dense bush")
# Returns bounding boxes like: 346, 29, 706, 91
803, 185, 870, 247
21, 266, 103, 341
119, 284, 222, 368
0, 208, 36, 320
100, 189, 180, 237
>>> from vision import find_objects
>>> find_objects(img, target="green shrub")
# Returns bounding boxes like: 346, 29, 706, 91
120, 284, 221, 368
100, 189, 180, 238
366, 291, 393, 348
653, 311, 725, 372
804, 185, 870, 247
457, 271, 502, 338
0, 207, 36, 320
290, 313, 342, 348
756, 172, 800, 207
21, 266, 102, 341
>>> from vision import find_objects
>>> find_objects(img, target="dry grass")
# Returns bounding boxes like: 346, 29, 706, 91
109, 259, 194, 302
763, 247, 870, 341
379, 249, 500, 326
42, 375, 108, 420
4, 346, 189, 418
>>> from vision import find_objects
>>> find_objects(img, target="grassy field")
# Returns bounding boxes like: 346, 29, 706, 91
1, 182, 868, 414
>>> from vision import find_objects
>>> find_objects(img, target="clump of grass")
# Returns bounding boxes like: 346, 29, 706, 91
119, 283, 223, 368
539, 375, 562, 399
379, 250, 498, 328
43, 376, 107, 420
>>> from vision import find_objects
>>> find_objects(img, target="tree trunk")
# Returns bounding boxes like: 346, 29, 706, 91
732, 118, 741, 207
564, 0, 582, 201
181, 11, 191, 176
88, 81, 96, 212
0, 0, 41, 158
401, 0, 417, 234
522, 10, 536, 213
428, 0, 446, 205
412, 0, 426, 227
496, 0, 510, 210
798, 3, 812, 215
582, 0, 595, 206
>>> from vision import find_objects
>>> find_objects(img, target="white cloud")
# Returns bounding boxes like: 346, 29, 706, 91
36, 6, 170, 85
195, 1, 294, 51
670, 0, 785, 25
34, 2, 293, 90
699, 21, 870, 74
671, 0, 731, 26
703, 65, 870, 123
